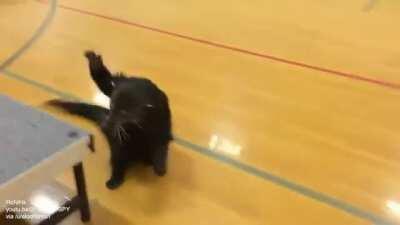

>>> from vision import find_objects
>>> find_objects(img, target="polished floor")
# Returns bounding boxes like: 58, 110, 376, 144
1, 0, 400, 224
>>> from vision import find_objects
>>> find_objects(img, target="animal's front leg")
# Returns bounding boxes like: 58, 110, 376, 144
84, 50, 114, 97
106, 156, 127, 190
104, 140, 127, 190
152, 145, 168, 176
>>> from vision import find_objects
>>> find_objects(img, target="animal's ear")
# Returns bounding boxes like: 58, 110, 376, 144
114, 72, 127, 78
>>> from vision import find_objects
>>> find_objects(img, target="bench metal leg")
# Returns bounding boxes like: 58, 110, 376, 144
73, 162, 90, 222
38, 162, 90, 225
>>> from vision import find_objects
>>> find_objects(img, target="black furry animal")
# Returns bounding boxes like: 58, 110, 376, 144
48, 51, 173, 189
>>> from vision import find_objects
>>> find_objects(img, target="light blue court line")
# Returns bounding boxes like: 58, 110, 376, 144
1, 69, 397, 225
0, 0, 57, 71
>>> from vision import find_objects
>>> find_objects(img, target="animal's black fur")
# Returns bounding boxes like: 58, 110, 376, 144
48, 51, 172, 189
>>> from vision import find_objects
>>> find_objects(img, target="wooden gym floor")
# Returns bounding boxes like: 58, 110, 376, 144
1, 0, 400, 224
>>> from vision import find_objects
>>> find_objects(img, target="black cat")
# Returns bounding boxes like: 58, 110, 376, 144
48, 51, 173, 189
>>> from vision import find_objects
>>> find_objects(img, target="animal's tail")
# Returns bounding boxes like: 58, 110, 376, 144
47, 99, 109, 124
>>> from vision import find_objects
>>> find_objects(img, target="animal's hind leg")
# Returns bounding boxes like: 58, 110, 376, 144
152, 145, 168, 176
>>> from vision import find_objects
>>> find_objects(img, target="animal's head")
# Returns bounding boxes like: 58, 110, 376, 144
104, 81, 156, 131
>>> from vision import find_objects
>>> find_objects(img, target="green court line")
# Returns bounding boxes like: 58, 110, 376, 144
0, 0, 57, 71
1, 69, 396, 225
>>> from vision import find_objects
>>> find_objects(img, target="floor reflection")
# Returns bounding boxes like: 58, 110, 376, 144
208, 134, 242, 157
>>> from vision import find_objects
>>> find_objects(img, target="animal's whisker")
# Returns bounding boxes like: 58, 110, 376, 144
131, 120, 143, 129
122, 127, 129, 138
116, 126, 122, 143
120, 126, 129, 140
112, 127, 118, 138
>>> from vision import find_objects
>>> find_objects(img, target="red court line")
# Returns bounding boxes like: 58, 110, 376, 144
36, 0, 400, 90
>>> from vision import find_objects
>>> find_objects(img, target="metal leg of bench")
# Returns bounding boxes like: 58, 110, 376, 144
38, 162, 90, 225
73, 162, 91, 222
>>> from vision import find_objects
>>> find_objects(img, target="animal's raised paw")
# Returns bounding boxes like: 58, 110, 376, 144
84, 50, 96, 59
84, 50, 103, 67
